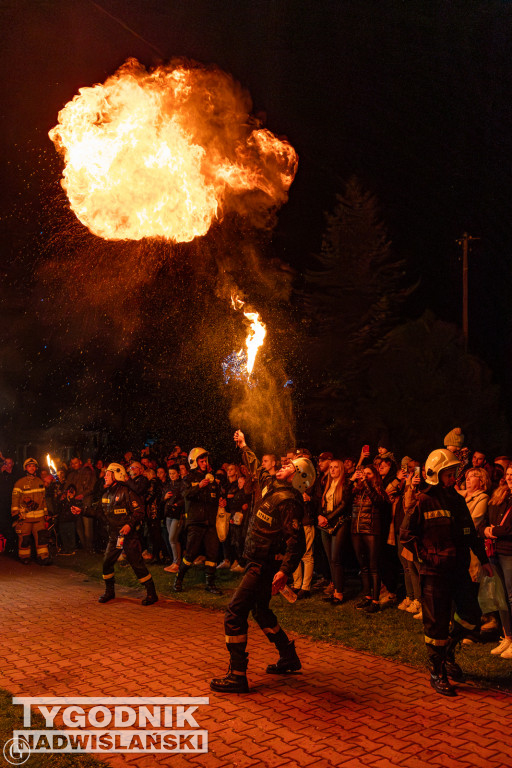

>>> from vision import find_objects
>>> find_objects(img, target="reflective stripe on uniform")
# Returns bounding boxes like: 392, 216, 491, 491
225, 635, 248, 643
183, 558, 192, 566
423, 509, 451, 520
139, 574, 152, 583
262, 625, 281, 635
424, 635, 449, 646
103, 573, 115, 580
454, 612, 476, 631
204, 561, 216, 567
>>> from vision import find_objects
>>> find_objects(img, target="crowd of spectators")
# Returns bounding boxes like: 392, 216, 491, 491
1, 425, 512, 660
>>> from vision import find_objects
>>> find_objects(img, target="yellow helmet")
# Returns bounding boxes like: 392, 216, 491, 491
23, 457, 38, 471
105, 463, 128, 483
424, 449, 460, 486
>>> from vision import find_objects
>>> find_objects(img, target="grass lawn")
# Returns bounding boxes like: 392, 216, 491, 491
51, 551, 512, 692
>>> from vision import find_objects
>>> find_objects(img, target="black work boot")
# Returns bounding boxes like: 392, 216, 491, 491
173, 562, 189, 592
205, 571, 223, 595
266, 640, 302, 674
428, 653, 456, 697
210, 666, 249, 693
445, 638, 465, 681
141, 578, 158, 605
98, 578, 115, 603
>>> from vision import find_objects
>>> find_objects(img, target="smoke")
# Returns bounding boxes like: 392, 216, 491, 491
228, 365, 295, 457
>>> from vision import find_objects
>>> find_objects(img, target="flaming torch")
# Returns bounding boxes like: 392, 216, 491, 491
46, 454, 58, 479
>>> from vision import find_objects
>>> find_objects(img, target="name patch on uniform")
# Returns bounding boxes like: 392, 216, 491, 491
463, 527, 471, 535
424, 509, 451, 520
114, 508, 127, 515
256, 510, 272, 525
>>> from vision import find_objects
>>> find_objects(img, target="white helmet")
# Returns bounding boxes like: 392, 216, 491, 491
23, 457, 39, 471
188, 447, 209, 470
290, 457, 316, 494
424, 449, 460, 486
105, 462, 128, 483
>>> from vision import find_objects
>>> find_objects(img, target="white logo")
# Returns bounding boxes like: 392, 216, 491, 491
3, 736, 31, 765
7, 697, 209, 755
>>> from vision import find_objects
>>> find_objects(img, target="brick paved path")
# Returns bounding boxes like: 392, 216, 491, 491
0, 557, 510, 768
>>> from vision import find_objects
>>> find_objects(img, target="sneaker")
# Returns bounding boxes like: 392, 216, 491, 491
142, 550, 153, 561
217, 559, 231, 570
323, 583, 335, 596
491, 637, 512, 655
413, 609, 423, 620
481, 616, 499, 632
231, 564, 245, 573
193, 555, 206, 566
462, 637, 475, 645
501, 645, 512, 659
379, 592, 397, 607
164, 563, 179, 573
406, 599, 422, 614
398, 597, 412, 611
364, 601, 380, 614
355, 597, 372, 610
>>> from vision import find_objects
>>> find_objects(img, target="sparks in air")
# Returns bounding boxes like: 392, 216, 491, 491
49, 58, 298, 243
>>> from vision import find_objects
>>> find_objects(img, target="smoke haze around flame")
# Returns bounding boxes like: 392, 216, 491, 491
49, 58, 298, 243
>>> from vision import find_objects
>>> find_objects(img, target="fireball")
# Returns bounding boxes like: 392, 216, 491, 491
49, 58, 298, 243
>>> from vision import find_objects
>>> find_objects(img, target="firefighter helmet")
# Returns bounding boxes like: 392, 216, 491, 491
290, 457, 316, 494
105, 463, 128, 483
188, 448, 209, 470
23, 458, 38, 471
424, 448, 460, 486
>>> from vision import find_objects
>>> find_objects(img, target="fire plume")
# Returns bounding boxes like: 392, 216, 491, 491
49, 59, 298, 243
229, 294, 266, 380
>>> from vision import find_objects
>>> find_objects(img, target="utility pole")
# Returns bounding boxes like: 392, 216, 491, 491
456, 232, 479, 352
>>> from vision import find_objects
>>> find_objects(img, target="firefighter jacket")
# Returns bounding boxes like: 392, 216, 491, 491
400, 484, 489, 575
240, 445, 275, 506
182, 469, 223, 526
11, 474, 47, 522
101, 481, 144, 534
350, 479, 389, 536
243, 480, 305, 576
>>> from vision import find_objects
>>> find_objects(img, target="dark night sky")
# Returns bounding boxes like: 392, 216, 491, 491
1, 0, 512, 450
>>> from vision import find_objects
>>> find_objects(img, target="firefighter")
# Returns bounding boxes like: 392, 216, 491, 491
174, 448, 225, 595
11, 458, 51, 565
400, 448, 492, 696
210, 430, 315, 694
96, 463, 158, 605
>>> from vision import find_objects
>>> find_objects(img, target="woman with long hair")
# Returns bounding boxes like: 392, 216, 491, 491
318, 460, 350, 605
350, 463, 389, 613
481, 464, 512, 657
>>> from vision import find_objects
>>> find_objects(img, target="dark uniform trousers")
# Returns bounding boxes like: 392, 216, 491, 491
224, 560, 288, 672
103, 533, 152, 584
422, 562, 481, 661
183, 523, 219, 574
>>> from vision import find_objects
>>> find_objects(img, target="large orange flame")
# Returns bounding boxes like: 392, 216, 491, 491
49, 58, 298, 242
231, 294, 266, 379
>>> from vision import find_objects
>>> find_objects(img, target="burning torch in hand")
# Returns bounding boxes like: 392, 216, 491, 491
46, 454, 58, 480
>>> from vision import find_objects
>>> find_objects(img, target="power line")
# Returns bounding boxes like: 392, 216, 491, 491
88, 0, 166, 59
